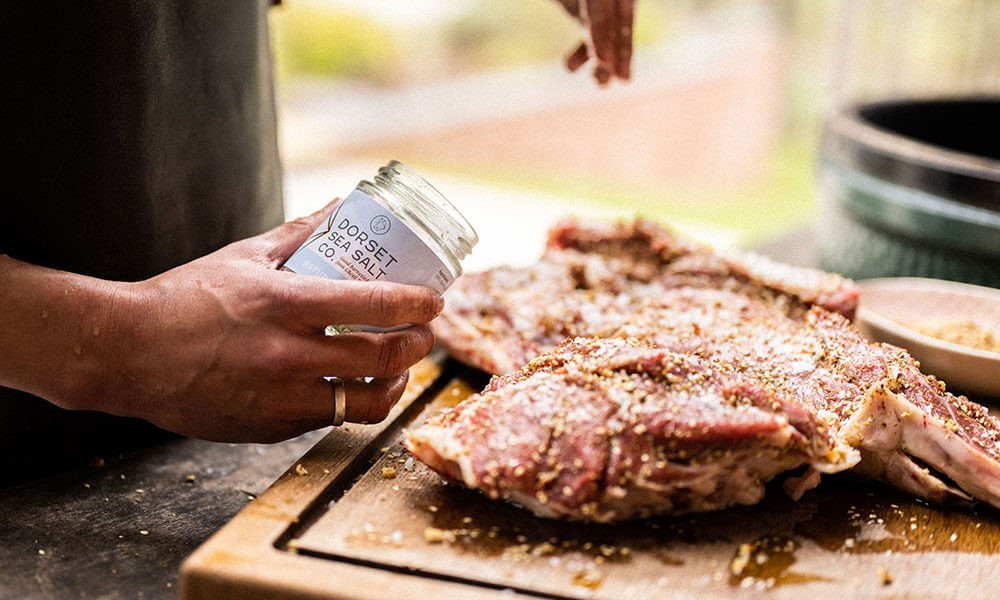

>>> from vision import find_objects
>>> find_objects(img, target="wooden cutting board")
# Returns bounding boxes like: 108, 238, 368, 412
180, 351, 1000, 600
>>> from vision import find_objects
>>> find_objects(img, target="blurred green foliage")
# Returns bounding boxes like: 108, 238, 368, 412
440, 0, 675, 72
269, 1, 998, 245
272, 1, 996, 245
269, 4, 402, 83
268, 1, 823, 245
268, 0, 680, 82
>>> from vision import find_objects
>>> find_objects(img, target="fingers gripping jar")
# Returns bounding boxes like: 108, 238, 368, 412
282, 161, 479, 332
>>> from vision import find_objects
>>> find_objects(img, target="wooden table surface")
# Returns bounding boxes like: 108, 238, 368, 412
0, 427, 328, 598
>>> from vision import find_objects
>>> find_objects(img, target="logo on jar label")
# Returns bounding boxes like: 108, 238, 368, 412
283, 189, 453, 296
370, 214, 391, 235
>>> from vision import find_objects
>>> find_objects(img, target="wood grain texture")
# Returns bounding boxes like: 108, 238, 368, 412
181, 351, 1000, 600
0, 426, 331, 599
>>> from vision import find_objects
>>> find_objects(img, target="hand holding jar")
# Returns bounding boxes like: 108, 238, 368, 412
0, 199, 445, 443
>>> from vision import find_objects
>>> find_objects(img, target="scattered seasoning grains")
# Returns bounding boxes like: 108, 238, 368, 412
905, 319, 1000, 353
572, 568, 604, 589
381, 467, 397, 479
423, 527, 454, 543
295, 463, 309, 476
878, 567, 893, 586
730, 544, 753, 576
184, 474, 196, 483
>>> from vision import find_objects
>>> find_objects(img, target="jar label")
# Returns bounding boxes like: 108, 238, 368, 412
284, 189, 455, 294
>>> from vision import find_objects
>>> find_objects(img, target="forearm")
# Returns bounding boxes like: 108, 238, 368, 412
0, 205, 444, 442
0, 254, 135, 412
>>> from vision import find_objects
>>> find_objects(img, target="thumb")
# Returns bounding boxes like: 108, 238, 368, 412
254, 198, 341, 267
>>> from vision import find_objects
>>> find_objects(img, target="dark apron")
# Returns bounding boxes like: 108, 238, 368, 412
0, 1, 284, 485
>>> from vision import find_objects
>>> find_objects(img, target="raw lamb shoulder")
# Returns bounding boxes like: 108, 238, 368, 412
405, 217, 1000, 522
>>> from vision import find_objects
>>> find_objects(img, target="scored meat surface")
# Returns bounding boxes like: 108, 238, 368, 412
432, 217, 858, 375
406, 217, 1000, 522
407, 336, 853, 521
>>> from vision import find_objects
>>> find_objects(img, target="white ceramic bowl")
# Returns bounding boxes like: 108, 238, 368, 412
855, 277, 1000, 398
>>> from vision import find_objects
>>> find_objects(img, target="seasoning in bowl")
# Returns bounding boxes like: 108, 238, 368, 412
904, 319, 1000, 354
854, 277, 1000, 397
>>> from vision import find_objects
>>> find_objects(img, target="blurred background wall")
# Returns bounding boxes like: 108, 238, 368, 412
268, 0, 999, 259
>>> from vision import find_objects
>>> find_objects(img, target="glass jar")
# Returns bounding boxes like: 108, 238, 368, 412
283, 161, 478, 331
